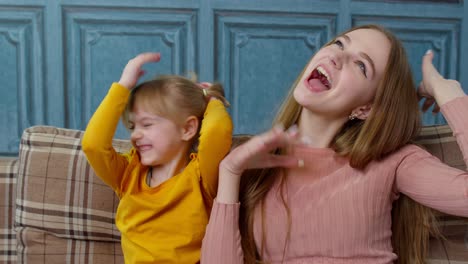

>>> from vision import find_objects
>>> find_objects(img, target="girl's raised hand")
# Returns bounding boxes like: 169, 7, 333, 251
417, 50, 465, 113
118, 52, 161, 90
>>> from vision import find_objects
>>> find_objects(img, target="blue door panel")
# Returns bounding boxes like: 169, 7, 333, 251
215, 11, 336, 134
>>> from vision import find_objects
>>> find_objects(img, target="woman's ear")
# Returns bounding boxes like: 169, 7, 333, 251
351, 103, 372, 120
181, 116, 199, 141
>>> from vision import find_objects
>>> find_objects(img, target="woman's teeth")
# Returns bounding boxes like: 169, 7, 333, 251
316, 66, 330, 83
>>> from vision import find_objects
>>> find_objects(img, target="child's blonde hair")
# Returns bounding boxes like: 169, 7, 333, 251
122, 75, 229, 147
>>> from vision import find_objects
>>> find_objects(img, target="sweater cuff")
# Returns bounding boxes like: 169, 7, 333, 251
441, 96, 468, 198
110, 82, 131, 98
211, 198, 241, 221
441, 96, 468, 130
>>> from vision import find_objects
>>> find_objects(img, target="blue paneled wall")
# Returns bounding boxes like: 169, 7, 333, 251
0, 0, 467, 155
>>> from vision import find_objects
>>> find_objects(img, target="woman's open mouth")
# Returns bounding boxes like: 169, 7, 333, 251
305, 66, 331, 92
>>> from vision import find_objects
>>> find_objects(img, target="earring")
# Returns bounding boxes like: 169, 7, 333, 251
349, 113, 357, 120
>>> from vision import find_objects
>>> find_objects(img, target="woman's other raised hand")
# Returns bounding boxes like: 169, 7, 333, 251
417, 50, 465, 113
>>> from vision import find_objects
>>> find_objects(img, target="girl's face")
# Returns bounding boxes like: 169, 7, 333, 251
293, 28, 391, 120
128, 104, 186, 166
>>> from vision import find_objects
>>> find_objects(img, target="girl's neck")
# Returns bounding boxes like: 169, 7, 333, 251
297, 110, 347, 148
148, 148, 190, 187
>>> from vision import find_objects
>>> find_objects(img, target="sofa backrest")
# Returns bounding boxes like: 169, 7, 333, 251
0, 124, 467, 263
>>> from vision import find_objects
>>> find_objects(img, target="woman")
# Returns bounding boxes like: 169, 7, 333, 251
201, 24, 468, 264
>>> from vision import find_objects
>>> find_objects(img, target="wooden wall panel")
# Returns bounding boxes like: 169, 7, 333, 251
354, 16, 461, 124
0, 6, 44, 155
215, 11, 337, 134
63, 6, 197, 137
0, 0, 466, 155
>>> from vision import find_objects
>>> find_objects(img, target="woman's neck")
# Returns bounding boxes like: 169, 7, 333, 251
297, 109, 347, 148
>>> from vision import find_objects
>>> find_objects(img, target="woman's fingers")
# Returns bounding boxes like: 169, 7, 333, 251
221, 125, 302, 176
421, 50, 440, 80
421, 97, 434, 112
262, 154, 302, 169
240, 125, 301, 169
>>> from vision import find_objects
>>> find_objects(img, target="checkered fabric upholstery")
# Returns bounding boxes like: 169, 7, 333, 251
0, 158, 18, 263
15, 126, 130, 263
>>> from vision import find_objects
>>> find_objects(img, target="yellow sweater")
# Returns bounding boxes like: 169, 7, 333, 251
82, 83, 233, 264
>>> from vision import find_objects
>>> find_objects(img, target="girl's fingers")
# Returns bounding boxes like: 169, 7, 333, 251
199, 82, 212, 88
119, 52, 161, 89
133, 52, 161, 66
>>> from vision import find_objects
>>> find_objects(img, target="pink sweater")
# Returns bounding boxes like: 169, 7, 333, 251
201, 97, 468, 264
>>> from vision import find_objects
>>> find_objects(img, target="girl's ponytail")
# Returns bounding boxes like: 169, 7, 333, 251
201, 82, 230, 107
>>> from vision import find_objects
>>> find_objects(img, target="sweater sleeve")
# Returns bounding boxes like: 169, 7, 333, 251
201, 200, 244, 264
395, 96, 468, 217
81, 83, 131, 195
198, 99, 233, 200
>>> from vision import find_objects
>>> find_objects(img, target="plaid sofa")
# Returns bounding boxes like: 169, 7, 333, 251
1, 125, 467, 263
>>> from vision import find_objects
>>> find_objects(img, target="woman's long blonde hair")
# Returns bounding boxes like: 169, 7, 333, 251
239, 24, 440, 264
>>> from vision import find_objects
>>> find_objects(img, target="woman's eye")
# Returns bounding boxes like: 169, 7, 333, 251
333, 39, 344, 49
143, 123, 152, 128
356, 61, 367, 77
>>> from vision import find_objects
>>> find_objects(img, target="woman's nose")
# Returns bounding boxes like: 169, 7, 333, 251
330, 53, 343, 70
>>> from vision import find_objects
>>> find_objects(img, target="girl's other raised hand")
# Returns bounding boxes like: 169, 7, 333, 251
118, 52, 161, 90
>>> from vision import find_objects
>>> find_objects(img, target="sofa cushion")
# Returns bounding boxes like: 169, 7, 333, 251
16, 226, 124, 264
0, 158, 18, 263
15, 126, 131, 242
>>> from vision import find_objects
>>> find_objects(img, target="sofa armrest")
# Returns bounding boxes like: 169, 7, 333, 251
14, 126, 130, 263
0, 157, 18, 263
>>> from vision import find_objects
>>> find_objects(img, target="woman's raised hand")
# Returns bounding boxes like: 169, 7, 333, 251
417, 50, 465, 113
220, 125, 302, 177
216, 125, 303, 203
118, 52, 161, 90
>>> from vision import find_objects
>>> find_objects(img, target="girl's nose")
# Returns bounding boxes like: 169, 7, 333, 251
130, 129, 143, 141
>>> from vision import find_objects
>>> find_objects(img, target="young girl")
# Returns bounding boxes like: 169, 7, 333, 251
82, 52, 233, 263
201, 24, 468, 264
